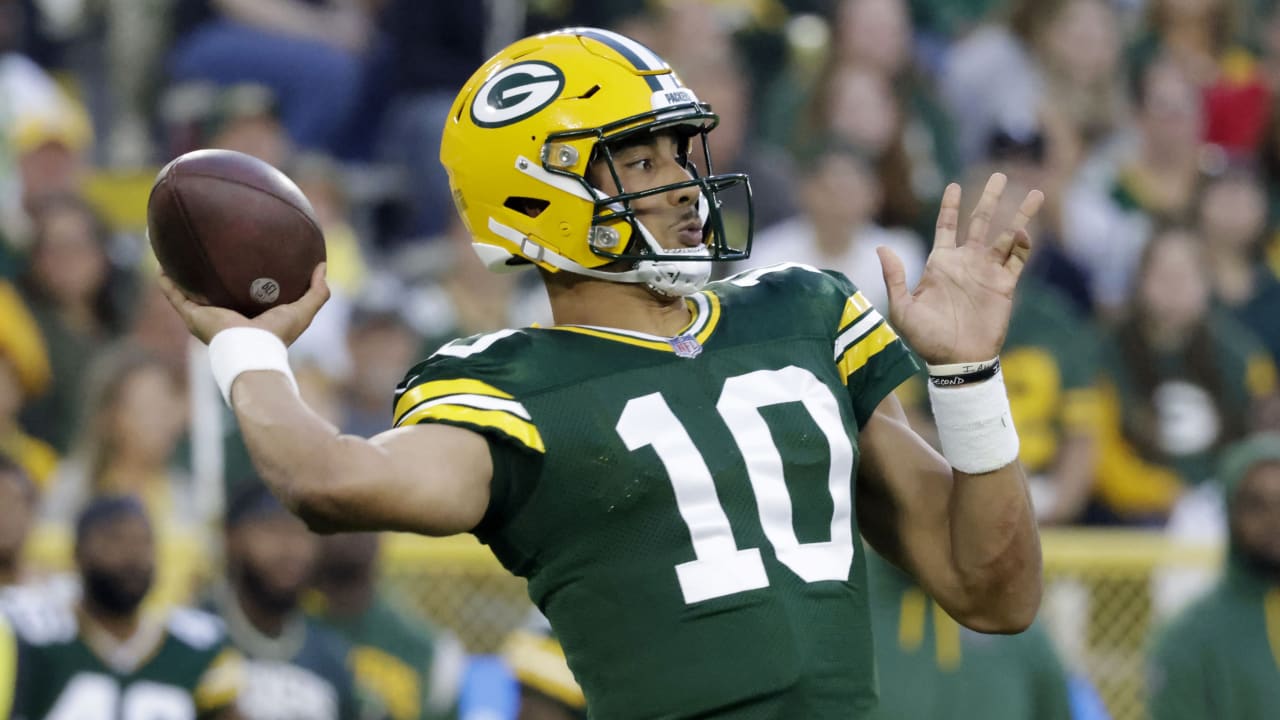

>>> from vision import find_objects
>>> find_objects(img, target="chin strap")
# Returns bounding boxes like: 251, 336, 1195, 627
484, 195, 713, 297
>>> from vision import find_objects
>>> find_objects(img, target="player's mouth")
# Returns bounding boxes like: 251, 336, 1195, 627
673, 217, 704, 247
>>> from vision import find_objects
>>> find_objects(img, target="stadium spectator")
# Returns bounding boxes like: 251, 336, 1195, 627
203, 82, 293, 172
211, 482, 365, 720
0, 454, 35, 588
1258, 97, 1280, 272
1127, 0, 1271, 154
167, 0, 374, 155
766, 0, 959, 236
1147, 433, 1280, 719
0, 0, 93, 245
1063, 57, 1211, 314
941, 0, 1126, 166
863, 549, 1073, 719
748, 142, 925, 314
1092, 228, 1278, 523
500, 611, 585, 720
4, 495, 243, 718
338, 297, 423, 438
43, 345, 191, 527
17, 194, 135, 451
1198, 166, 1280, 367
0, 279, 55, 486
373, 0, 487, 243
308, 532, 465, 720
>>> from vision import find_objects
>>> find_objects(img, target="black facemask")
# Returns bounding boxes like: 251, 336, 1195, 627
82, 565, 152, 616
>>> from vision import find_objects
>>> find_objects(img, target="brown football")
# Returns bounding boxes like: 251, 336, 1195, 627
147, 149, 325, 318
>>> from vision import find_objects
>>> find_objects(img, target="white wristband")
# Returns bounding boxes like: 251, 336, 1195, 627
208, 327, 299, 406
927, 366, 1020, 474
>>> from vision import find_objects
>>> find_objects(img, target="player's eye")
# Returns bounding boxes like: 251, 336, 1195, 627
626, 158, 654, 171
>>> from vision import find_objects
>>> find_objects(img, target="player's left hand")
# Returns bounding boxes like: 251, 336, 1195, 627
877, 173, 1044, 365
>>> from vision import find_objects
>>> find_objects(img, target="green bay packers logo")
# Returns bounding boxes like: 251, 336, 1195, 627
471, 61, 565, 128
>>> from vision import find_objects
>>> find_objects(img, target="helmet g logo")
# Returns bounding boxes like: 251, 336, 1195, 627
471, 61, 566, 128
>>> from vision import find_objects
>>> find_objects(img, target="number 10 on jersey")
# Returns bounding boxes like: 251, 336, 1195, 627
616, 366, 857, 604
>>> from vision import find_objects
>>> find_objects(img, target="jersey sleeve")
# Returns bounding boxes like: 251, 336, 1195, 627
391, 335, 545, 456
391, 332, 545, 537
826, 271, 920, 427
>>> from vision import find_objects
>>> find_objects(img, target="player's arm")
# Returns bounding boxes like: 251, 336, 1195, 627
160, 267, 492, 535
856, 393, 1040, 634
865, 175, 1046, 633
230, 372, 491, 534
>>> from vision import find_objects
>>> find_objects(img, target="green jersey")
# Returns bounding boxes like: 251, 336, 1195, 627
1002, 281, 1102, 475
863, 551, 1072, 720
392, 264, 919, 719
309, 592, 464, 720
5, 599, 241, 720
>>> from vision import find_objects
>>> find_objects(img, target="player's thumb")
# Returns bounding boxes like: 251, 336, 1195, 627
877, 246, 909, 307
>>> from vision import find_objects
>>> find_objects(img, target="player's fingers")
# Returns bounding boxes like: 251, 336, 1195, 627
1003, 229, 1033, 278
296, 262, 331, 315
156, 274, 199, 321
989, 188, 1045, 263
967, 173, 1007, 248
877, 246, 910, 312
933, 183, 962, 249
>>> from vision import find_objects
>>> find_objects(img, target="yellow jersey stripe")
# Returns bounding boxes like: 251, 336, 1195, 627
932, 601, 962, 671
0, 615, 15, 719
396, 404, 545, 453
697, 291, 721, 344
194, 648, 245, 712
898, 588, 927, 651
838, 292, 874, 333
394, 378, 514, 424
1266, 589, 1280, 670
837, 321, 899, 384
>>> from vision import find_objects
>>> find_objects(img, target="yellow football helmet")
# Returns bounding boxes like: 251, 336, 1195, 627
440, 27, 753, 296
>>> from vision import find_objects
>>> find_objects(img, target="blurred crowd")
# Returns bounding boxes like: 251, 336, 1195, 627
2, 0, 1280, 718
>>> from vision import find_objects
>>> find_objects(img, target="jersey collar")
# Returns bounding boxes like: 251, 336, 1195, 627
550, 290, 721, 352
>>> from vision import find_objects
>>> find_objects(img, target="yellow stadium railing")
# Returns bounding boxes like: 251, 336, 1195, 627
23, 526, 1224, 720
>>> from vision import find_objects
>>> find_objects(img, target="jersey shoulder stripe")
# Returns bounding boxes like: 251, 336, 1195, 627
394, 330, 545, 454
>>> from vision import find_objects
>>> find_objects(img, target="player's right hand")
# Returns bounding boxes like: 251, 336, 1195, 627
159, 262, 330, 346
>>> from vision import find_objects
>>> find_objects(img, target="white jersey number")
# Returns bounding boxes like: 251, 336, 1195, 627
616, 366, 856, 604
46, 675, 194, 720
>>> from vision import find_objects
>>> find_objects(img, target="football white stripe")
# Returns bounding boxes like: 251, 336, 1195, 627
833, 310, 884, 359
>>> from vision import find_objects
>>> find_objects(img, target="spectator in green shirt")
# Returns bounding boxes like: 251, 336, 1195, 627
1148, 433, 1280, 719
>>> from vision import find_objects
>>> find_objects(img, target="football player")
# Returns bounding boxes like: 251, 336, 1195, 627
211, 483, 365, 720
5, 495, 242, 719
161, 28, 1045, 718
307, 532, 465, 720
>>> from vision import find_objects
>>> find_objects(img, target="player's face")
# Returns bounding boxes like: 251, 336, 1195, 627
587, 132, 703, 252
1231, 462, 1280, 581
0, 470, 34, 563
229, 512, 318, 613
77, 514, 155, 615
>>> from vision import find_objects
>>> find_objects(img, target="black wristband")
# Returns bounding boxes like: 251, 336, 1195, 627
928, 358, 1001, 387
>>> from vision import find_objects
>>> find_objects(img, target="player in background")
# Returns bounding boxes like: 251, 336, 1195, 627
211, 483, 367, 720
1147, 433, 1280, 719
863, 548, 1072, 719
161, 28, 1044, 718
307, 532, 465, 720
4, 495, 242, 719
0, 456, 36, 590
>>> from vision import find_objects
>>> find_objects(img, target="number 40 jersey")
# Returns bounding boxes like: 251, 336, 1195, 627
392, 264, 919, 720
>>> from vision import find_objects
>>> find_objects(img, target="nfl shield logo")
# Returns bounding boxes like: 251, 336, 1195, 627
670, 334, 703, 359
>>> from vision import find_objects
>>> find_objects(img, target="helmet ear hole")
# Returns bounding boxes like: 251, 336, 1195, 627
504, 196, 550, 218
